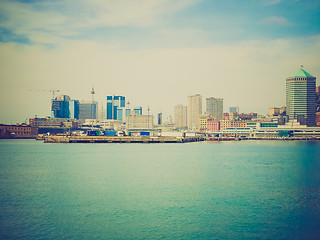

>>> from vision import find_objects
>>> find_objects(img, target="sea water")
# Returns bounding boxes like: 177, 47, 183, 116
0, 139, 320, 239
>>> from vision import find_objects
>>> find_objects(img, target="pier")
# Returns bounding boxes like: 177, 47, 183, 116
38, 135, 320, 143
42, 135, 205, 143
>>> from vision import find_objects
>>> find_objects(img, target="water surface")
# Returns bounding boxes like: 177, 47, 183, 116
0, 140, 320, 239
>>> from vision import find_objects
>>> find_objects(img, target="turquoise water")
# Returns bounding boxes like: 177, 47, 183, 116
0, 140, 320, 239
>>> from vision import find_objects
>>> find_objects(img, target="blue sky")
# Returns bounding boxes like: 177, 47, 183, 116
0, 0, 320, 123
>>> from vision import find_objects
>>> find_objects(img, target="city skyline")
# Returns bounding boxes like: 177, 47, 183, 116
1, 0, 320, 124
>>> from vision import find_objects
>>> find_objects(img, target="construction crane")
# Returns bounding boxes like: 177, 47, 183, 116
49, 89, 60, 100
29, 88, 61, 100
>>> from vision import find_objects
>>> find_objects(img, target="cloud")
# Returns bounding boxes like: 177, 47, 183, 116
263, 0, 281, 5
261, 16, 290, 26
0, 0, 200, 45
80, 0, 200, 27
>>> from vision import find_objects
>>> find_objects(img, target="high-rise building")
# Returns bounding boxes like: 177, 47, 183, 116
174, 105, 187, 129
188, 94, 202, 130
206, 97, 223, 120
286, 68, 316, 126
157, 113, 162, 125
98, 106, 106, 120
229, 106, 239, 113
106, 95, 126, 120
68, 100, 80, 119
51, 95, 79, 119
78, 101, 98, 120
316, 86, 320, 113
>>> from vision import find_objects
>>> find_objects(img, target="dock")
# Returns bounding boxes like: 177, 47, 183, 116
42, 135, 204, 143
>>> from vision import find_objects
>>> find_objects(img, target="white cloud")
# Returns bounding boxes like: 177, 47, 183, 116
0, 1, 67, 44
261, 16, 290, 26
0, 0, 201, 45
80, 0, 200, 27
263, 0, 281, 5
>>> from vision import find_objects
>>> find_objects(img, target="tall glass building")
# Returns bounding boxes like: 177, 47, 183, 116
106, 95, 126, 120
51, 95, 79, 119
286, 68, 316, 126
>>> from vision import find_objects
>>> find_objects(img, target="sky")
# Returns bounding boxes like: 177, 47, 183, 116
0, 0, 320, 124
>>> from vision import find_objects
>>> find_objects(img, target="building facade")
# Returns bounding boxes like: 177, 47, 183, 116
157, 113, 162, 125
174, 105, 187, 129
316, 112, 320, 126
269, 107, 281, 116
127, 113, 154, 130
79, 101, 98, 120
198, 114, 210, 131
0, 124, 37, 138
106, 95, 126, 120
286, 68, 316, 126
220, 120, 247, 130
207, 119, 220, 131
229, 106, 239, 113
51, 95, 79, 119
188, 94, 202, 130
206, 97, 223, 120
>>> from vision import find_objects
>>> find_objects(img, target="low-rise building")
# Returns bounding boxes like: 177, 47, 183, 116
198, 114, 210, 132
269, 107, 281, 116
220, 120, 247, 130
127, 112, 154, 130
99, 120, 124, 131
29, 117, 64, 127
207, 119, 220, 131
0, 124, 37, 138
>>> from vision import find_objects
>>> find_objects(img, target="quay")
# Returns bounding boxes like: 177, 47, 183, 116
42, 135, 205, 143
39, 135, 320, 143
208, 137, 320, 141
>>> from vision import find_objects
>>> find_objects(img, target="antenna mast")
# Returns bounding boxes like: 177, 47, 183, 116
91, 86, 95, 130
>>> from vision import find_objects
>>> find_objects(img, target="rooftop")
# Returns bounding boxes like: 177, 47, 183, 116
289, 68, 315, 78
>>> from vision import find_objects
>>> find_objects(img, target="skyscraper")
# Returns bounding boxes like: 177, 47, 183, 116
188, 94, 202, 130
286, 68, 316, 126
68, 100, 80, 119
51, 95, 79, 119
106, 95, 126, 120
206, 97, 223, 120
157, 113, 162, 125
174, 105, 187, 129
